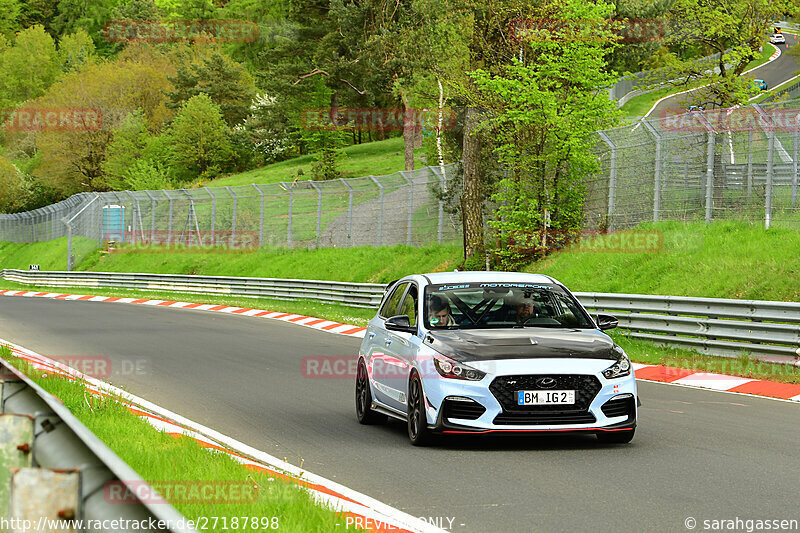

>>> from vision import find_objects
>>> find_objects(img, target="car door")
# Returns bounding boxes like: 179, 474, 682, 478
367, 281, 408, 409
377, 283, 420, 412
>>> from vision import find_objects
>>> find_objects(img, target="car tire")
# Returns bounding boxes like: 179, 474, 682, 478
407, 372, 434, 446
596, 428, 635, 444
355, 359, 386, 425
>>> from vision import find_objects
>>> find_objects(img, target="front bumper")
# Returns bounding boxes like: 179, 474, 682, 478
421, 358, 638, 434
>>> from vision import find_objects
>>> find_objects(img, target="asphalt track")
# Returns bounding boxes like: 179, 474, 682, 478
649, 35, 799, 119
2, 296, 799, 532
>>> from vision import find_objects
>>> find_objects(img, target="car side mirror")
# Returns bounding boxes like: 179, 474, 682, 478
596, 314, 618, 331
385, 315, 416, 334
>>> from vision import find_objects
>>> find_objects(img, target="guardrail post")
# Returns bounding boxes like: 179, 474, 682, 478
339, 179, 354, 247
309, 181, 322, 248
253, 184, 264, 248
281, 182, 293, 247
369, 175, 384, 246
400, 171, 414, 246
597, 132, 616, 228
203, 187, 216, 246
163, 190, 174, 246
225, 186, 237, 248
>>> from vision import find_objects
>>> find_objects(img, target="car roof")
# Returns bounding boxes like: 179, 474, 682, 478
406, 271, 562, 286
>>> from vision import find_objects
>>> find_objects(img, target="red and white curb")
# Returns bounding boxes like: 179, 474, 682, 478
0, 289, 367, 338
632, 363, 800, 402
0, 338, 445, 533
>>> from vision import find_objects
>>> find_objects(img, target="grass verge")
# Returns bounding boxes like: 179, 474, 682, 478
208, 137, 424, 188
2, 280, 799, 385
0, 352, 368, 533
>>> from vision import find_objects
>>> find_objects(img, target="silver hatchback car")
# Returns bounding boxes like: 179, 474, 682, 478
355, 272, 638, 445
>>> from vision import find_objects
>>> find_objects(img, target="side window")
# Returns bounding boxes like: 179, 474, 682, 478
379, 282, 407, 318
399, 285, 418, 327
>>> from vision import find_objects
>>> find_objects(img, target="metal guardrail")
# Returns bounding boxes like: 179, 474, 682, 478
0, 269, 387, 308
2, 270, 799, 363
0, 356, 197, 533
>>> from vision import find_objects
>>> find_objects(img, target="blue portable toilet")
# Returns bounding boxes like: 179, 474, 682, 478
102, 205, 126, 242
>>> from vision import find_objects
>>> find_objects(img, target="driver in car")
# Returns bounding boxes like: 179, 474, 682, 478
514, 296, 536, 324
429, 294, 456, 327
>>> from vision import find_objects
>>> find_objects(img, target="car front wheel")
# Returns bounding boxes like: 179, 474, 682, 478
407, 372, 434, 446
355, 359, 386, 425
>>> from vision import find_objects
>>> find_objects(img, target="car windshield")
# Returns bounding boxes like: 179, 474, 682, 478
424, 282, 593, 330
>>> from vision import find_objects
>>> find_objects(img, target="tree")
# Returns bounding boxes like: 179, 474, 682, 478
652, 0, 791, 107
0, 25, 59, 107
29, 45, 175, 195
52, 0, 119, 54
101, 111, 173, 190
166, 46, 257, 127
170, 93, 233, 179
470, 0, 620, 268
0, 0, 22, 38
0, 155, 28, 213
58, 29, 97, 73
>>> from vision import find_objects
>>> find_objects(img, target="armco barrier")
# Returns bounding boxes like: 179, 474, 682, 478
0, 356, 197, 532
2, 269, 799, 363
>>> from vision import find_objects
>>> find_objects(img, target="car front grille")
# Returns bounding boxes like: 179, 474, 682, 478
442, 398, 486, 421
489, 374, 602, 426
601, 395, 635, 421
493, 411, 597, 425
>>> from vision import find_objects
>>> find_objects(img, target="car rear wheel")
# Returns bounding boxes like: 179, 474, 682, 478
407, 372, 434, 446
596, 428, 635, 444
355, 359, 386, 425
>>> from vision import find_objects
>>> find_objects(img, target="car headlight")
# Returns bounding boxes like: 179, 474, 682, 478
602, 348, 631, 379
433, 355, 486, 381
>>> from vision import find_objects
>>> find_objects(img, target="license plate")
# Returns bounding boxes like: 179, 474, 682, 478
517, 390, 575, 405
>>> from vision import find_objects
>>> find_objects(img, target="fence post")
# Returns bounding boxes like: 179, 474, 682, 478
747, 130, 754, 200
793, 129, 798, 208
281, 182, 293, 247
225, 186, 237, 248
143, 190, 157, 245
309, 181, 322, 248
203, 187, 216, 246
430, 166, 446, 244
642, 121, 662, 222
692, 112, 717, 224
252, 184, 264, 248
369, 175, 383, 246
400, 171, 413, 246
339, 178, 353, 247
126, 191, 139, 246
754, 105, 775, 228
597, 131, 616, 228
163, 190, 173, 246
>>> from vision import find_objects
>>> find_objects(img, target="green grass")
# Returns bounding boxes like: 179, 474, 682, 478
208, 137, 425, 187
529, 220, 800, 301
619, 44, 778, 119
83, 243, 461, 283
1, 355, 368, 533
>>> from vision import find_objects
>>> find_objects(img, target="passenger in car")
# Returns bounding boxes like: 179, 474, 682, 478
428, 294, 456, 327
